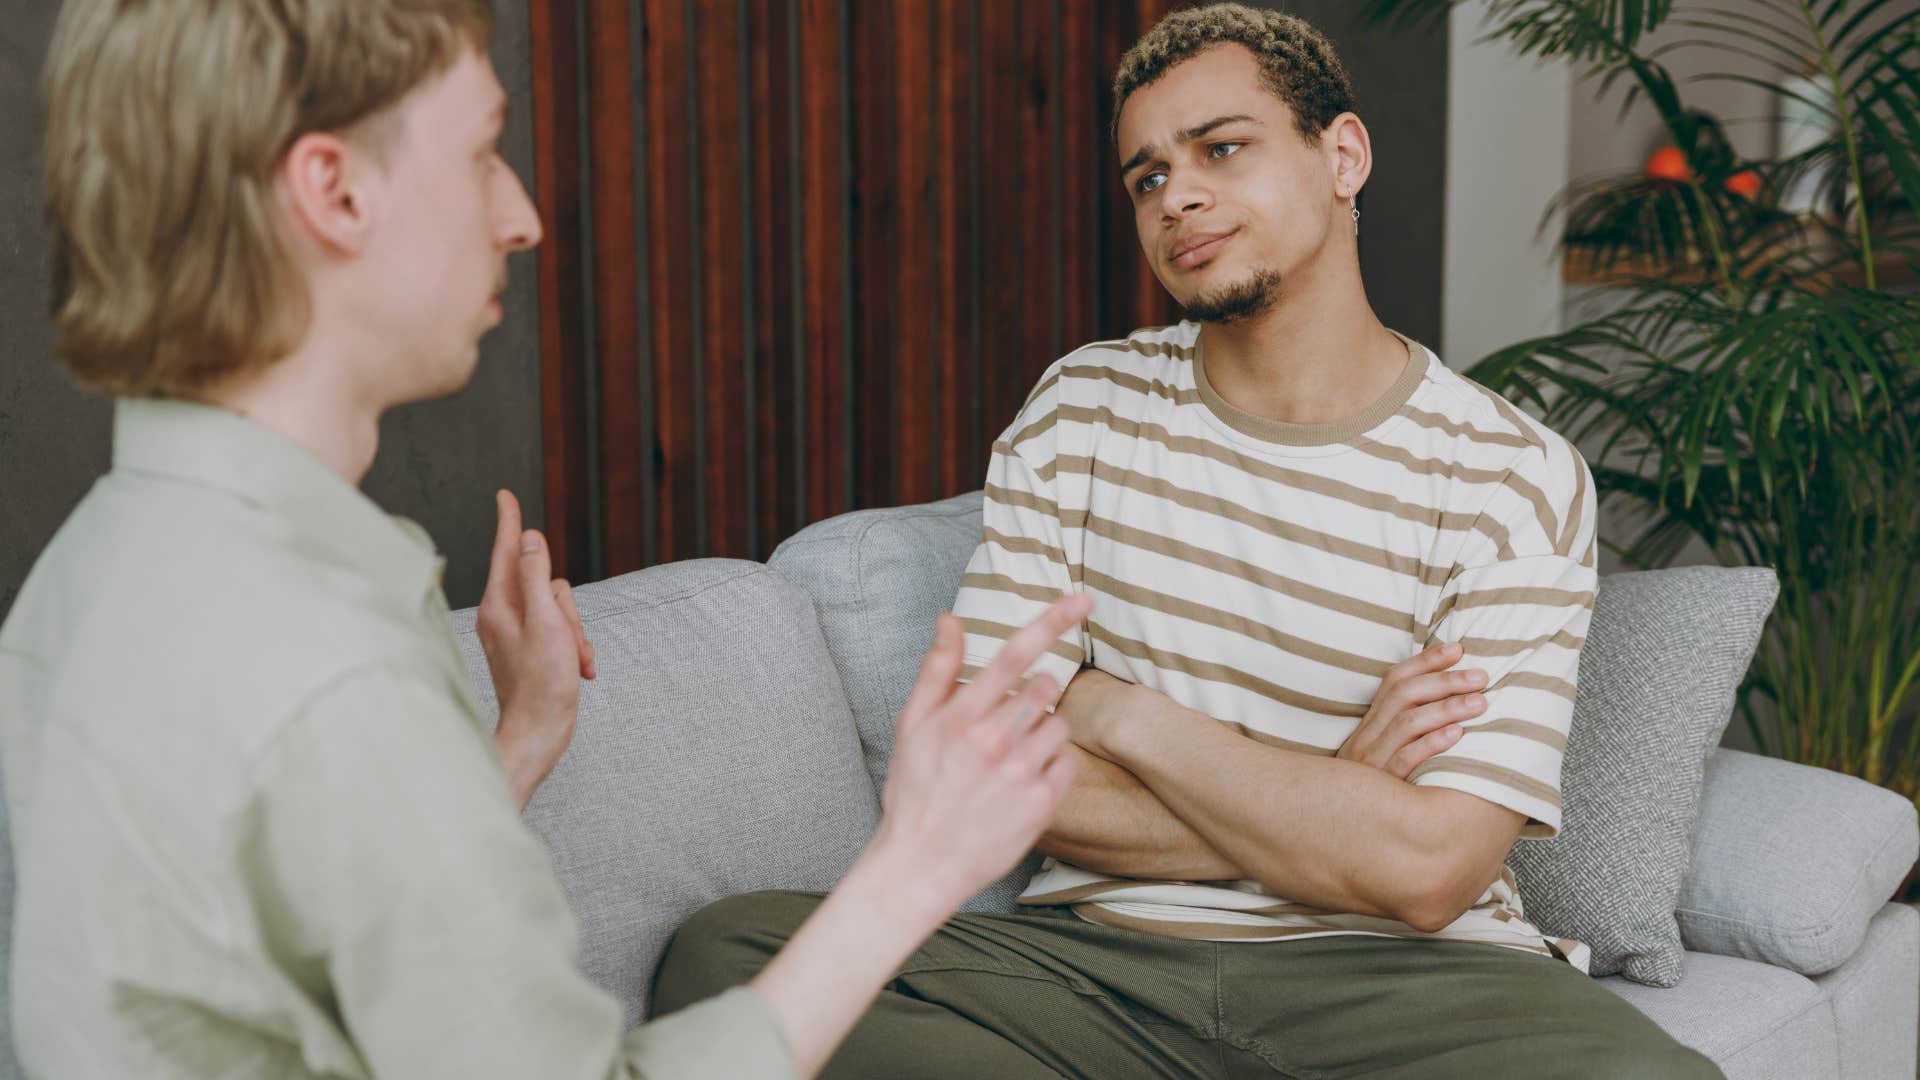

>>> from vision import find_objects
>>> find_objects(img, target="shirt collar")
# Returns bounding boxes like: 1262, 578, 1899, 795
111, 396, 445, 600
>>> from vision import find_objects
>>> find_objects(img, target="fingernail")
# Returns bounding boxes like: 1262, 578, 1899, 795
1464, 694, 1485, 709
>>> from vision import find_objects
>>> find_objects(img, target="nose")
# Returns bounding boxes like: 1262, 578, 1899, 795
1159, 167, 1212, 220
497, 164, 543, 252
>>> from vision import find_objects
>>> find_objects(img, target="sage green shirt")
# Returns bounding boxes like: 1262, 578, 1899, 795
0, 398, 792, 1079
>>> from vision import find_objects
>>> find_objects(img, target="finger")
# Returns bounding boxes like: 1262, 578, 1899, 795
900, 615, 965, 731
1387, 640, 1465, 687
1397, 667, 1489, 710
953, 594, 1092, 714
552, 579, 594, 680
1008, 712, 1071, 775
1040, 746, 1079, 802
516, 529, 559, 622
1000, 675, 1058, 733
1385, 723, 1466, 780
982, 676, 1052, 743
483, 490, 524, 616
1391, 693, 1487, 747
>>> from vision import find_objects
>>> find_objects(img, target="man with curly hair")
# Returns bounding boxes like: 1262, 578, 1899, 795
657, 4, 1720, 1076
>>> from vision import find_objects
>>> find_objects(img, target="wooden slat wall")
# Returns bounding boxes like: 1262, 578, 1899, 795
531, 0, 1179, 581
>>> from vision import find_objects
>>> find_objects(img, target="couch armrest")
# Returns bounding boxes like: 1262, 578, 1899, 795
1676, 748, 1918, 975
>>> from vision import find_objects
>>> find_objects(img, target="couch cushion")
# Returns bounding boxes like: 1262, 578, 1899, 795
1600, 950, 1836, 1079
1508, 566, 1778, 986
451, 559, 879, 1026
1812, 903, 1919, 1080
769, 492, 1044, 912
1677, 749, 1919, 976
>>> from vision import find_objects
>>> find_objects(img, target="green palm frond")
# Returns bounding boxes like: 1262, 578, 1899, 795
1365, 0, 1920, 794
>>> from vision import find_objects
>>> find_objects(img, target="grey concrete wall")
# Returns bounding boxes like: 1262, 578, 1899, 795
0, 2, 108, 622
1277, 0, 1450, 349
0, 6, 544, 618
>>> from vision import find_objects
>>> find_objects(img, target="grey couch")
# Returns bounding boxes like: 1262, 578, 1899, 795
3, 491, 1916, 1078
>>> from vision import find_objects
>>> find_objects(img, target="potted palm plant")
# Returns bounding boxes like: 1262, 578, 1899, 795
1357, 1, 1920, 803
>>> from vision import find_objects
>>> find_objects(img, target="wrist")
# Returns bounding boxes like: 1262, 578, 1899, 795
854, 829, 974, 930
494, 707, 572, 807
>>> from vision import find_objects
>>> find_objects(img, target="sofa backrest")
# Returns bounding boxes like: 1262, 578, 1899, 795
770, 491, 1046, 913
449, 558, 880, 1027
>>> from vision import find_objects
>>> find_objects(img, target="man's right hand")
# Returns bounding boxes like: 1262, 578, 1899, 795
871, 596, 1092, 914
480, 489, 595, 809
1336, 641, 1487, 779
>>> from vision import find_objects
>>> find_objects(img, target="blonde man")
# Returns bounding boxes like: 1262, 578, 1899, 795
0, 2, 1087, 1077
658, 6, 1721, 1077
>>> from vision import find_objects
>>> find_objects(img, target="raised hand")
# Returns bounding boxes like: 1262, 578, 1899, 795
874, 596, 1092, 911
1336, 641, 1487, 779
478, 489, 596, 808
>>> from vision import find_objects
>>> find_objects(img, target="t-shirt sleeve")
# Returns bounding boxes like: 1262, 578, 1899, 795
951, 365, 1089, 703
1409, 443, 1598, 839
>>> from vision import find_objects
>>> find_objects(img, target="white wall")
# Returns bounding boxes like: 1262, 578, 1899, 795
1441, 1, 1572, 369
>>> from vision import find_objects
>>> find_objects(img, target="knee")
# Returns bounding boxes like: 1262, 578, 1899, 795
652, 890, 817, 1013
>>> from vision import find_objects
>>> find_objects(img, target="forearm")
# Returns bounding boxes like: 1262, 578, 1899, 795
1101, 695, 1484, 929
748, 840, 956, 1079
1038, 744, 1244, 881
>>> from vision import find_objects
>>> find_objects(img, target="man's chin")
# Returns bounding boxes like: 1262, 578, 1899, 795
1181, 268, 1282, 325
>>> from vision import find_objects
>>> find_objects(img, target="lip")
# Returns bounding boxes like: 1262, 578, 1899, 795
1168, 229, 1236, 270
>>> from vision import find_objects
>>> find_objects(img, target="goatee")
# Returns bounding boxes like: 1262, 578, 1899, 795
1182, 268, 1281, 324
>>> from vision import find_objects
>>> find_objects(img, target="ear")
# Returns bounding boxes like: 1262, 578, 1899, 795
276, 131, 378, 256
1325, 112, 1373, 204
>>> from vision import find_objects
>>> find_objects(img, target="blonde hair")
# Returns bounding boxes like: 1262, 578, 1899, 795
41, 0, 494, 397
1112, 3, 1355, 145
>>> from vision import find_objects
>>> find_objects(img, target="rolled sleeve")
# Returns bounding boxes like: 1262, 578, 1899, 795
952, 367, 1090, 703
1411, 446, 1599, 839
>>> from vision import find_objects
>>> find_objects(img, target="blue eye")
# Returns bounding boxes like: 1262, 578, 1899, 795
1211, 142, 1245, 159
1136, 171, 1167, 195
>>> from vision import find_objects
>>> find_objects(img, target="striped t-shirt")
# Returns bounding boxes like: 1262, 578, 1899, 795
953, 321, 1597, 969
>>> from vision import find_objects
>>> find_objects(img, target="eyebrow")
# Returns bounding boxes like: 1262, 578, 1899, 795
1119, 113, 1262, 177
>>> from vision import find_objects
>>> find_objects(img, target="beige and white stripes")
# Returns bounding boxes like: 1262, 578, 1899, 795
953, 321, 1597, 969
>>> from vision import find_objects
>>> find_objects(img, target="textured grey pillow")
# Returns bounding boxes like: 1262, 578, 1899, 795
769, 491, 1044, 913
452, 559, 880, 1026
1675, 748, 1918, 975
1509, 565, 1779, 987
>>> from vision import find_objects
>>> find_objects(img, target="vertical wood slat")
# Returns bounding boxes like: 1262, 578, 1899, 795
535, 0, 1187, 575
695, 0, 750, 557
640, 0, 700, 565
976, 0, 1019, 450
850, 2, 897, 511
798, 0, 849, 525
933, 0, 979, 496
748, 0, 798, 548
586, 0, 646, 574
891, 0, 936, 507
1059, 0, 1095, 350
528, 0, 590, 581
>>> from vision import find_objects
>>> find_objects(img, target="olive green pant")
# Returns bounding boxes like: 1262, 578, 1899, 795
653, 891, 1723, 1080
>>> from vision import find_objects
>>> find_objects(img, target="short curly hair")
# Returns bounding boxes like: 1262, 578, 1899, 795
1111, 4, 1357, 145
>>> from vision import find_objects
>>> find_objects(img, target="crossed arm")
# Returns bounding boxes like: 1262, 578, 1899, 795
1038, 656, 1526, 933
